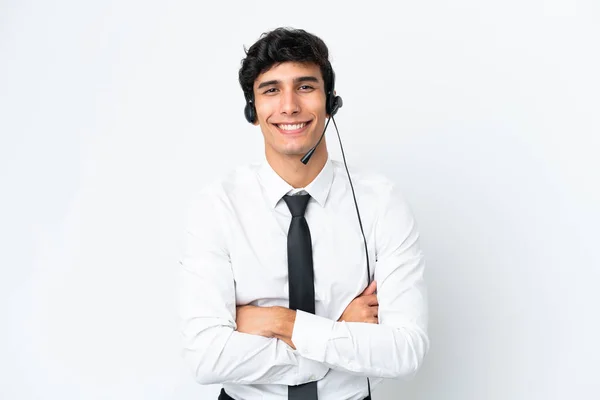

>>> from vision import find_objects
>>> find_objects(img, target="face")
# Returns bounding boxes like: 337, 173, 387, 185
252, 61, 328, 160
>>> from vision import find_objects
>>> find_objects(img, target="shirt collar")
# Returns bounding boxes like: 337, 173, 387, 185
257, 155, 334, 209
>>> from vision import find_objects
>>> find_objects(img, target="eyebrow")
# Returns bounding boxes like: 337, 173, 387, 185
257, 76, 320, 89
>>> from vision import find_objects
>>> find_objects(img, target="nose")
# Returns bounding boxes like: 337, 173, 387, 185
279, 90, 300, 116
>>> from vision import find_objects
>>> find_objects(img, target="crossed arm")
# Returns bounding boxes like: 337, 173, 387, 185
235, 280, 379, 350
178, 185, 429, 385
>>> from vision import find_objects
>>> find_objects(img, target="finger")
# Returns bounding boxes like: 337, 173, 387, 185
371, 308, 379, 323
364, 294, 379, 306
360, 281, 377, 296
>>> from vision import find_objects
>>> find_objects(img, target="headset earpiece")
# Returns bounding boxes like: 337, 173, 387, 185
244, 99, 256, 124
328, 94, 343, 117
326, 66, 342, 117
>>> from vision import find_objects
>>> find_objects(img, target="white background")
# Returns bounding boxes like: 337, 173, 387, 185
1, 0, 599, 399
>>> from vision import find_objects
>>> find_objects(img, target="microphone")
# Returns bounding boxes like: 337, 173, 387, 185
300, 97, 343, 165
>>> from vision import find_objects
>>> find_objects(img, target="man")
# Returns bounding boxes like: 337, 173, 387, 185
178, 27, 429, 400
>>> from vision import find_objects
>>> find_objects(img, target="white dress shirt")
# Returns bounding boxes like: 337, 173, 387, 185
178, 154, 429, 400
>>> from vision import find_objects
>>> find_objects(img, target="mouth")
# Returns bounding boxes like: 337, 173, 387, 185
272, 120, 312, 135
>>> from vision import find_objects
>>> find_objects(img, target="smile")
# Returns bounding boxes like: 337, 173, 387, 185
273, 120, 312, 134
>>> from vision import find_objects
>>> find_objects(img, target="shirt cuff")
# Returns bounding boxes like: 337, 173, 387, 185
291, 310, 335, 363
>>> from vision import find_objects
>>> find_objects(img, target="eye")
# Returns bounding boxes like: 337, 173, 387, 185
299, 85, 315, 91
263, 88, 278, 94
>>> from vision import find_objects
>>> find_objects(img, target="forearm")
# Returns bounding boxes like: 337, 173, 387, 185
181, 315, 327, 385
180, 257, 326, 385
267, 306, 427, 379
291, 311, 429, 378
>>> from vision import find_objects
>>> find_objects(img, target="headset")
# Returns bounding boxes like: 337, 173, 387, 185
244, 64, 373, 399
244, 66, 342, 125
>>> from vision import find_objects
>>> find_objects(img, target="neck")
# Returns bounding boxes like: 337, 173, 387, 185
265, 142, 328, 189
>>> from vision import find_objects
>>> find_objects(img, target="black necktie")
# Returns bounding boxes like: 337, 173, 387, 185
283, 193, 318, 400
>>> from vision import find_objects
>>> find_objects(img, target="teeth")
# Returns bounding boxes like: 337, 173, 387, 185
278, 122, 307, 131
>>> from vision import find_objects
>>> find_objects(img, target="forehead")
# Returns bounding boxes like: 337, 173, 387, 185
254, 62, 323, 86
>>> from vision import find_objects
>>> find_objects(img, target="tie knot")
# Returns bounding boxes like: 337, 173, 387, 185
283, 194, 311, 217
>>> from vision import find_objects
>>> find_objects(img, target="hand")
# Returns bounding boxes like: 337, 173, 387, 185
235, 305, 297, 349
337, 281, 378, 324
235, 305, 275, 337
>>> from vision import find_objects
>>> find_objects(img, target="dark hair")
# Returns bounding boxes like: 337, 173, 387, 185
238, 27, 334, 102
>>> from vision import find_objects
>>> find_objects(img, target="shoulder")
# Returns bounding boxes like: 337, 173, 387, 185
330, 159, 401, 201
194, 161, 261, 196
186, 161, 261, 211
329, 159, 415, 226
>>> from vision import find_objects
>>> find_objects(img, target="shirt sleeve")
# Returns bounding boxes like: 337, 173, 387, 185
290, 183, 430, 379
178, 187, 329, 385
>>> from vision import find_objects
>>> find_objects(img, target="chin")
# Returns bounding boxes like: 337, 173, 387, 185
279, 146, 311, 157
272, 139, 314, 156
